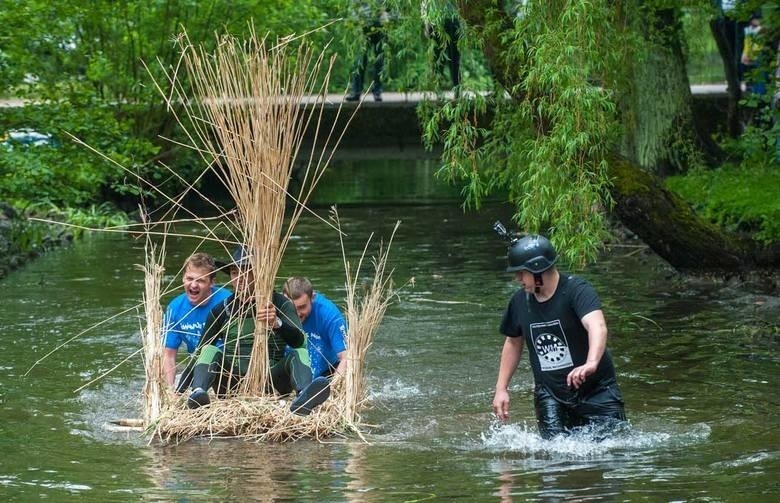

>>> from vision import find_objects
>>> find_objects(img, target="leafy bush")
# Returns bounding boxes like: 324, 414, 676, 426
0, 102, 159, 209
27, 202, 130, 237
666, 163, 780, 243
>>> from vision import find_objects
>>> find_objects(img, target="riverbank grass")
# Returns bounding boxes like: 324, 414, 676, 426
665, 163, 780, 244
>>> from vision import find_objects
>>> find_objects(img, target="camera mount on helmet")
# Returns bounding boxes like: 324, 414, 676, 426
492, 220, 517, 245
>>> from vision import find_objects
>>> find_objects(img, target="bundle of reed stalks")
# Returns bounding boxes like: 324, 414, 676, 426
172, 30, 354, 395
139, 26, 381, 441
151, 26, 354, 398
138, 215, 169, 425
337, 215, 401, 427
151, 395, 345, 443
29, 26, 378, 441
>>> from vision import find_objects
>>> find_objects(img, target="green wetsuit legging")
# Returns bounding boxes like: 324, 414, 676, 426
177, 292, 313, 396
187, 343, 312, 396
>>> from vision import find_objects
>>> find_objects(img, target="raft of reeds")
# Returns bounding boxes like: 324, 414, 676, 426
134, 27, 395, 443
145, 226, 397, 444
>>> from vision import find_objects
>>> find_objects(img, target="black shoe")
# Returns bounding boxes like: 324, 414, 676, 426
345, 93, 360, 102
187, 387, 210, 409
290, 377, 330, 416
373, 92, 382, 102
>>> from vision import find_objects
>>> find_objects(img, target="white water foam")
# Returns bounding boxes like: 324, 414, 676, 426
367, 378, 423, 401
72, 379, 145, 443
710, 451, 777, 469
480, 420, 711, 459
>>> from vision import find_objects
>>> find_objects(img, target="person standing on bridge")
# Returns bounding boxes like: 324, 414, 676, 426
491, 225, 627, 439
345, 0, 390, 102
421, 0, 461, 92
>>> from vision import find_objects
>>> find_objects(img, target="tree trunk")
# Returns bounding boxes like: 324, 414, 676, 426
606, 155, 777, 273
709, 15, 743, 137
622, 8, 721, 173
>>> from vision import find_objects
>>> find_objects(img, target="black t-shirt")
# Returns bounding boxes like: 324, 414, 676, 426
500, 274, 617, 404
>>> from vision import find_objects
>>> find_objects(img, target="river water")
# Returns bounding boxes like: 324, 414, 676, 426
1, 156, 778, 501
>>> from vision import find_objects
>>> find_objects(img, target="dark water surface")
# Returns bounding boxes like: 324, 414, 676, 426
1, 160, 778, 501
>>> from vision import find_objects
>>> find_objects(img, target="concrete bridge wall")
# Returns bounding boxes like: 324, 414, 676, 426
304, 87, 730, 154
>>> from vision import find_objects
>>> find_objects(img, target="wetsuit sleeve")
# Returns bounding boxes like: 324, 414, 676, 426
197, 300, 229, 350
273, 292, 306, 348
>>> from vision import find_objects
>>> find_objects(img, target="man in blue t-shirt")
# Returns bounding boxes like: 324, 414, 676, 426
163, 252, 231, 387
283, 277, 347, 378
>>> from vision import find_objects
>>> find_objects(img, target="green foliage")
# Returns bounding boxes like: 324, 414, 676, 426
0, 0, 493, 221
0, 0, 356, 214
0, 102, 160, 207
666, 164, 780, 243
425, 1, 622, 268
721, 108, 780, 168
6, 218, 47, 255
682, 5, 724, 84
31, 202, 130, 237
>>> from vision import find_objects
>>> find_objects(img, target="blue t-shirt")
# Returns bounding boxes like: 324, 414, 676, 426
163, 286, 232, 353
303, 292, 347, 378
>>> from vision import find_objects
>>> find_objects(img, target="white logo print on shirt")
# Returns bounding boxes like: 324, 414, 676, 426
530, 320, 573, 371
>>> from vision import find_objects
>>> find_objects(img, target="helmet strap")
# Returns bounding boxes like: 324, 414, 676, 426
533, 273, 544, 293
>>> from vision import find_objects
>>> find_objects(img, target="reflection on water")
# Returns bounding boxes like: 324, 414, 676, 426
297, 152, 466, 206
1, 163, 778, 499
144, 441, 345, 500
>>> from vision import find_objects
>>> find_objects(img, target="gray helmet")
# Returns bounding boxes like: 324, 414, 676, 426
216, 246, 251, 271
506, 235, 557, 273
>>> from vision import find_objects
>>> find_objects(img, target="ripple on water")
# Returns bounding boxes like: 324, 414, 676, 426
478, 420, 711, 459
367, 378, 424, 401
710, 450, 778, 469
72, 379, 146, 444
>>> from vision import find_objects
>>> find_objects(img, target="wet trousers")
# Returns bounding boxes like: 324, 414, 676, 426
534, 382, 626, 439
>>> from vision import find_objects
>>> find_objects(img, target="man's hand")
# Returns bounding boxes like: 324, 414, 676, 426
566, 360, 598, 389
493, 389, 511, 423
257, 302, 277, 327
493, 337, 523, 423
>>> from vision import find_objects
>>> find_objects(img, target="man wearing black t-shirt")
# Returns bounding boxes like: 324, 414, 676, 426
492, 234, 626, 439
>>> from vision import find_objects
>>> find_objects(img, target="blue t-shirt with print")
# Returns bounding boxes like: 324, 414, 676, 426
303, 292, 347, 378
164, 286, 232, 353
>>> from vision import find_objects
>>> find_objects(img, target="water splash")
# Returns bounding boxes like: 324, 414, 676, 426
710, 451, 777, 469
480, 420, 711, 459
71, 379, 146, 444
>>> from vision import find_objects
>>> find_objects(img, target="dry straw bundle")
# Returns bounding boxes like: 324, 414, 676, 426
152, 396, 343, 443
138, 27, 396, 443
337, 215, 400, 427
138, 215, 169, 424
163, 28, 344, 395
